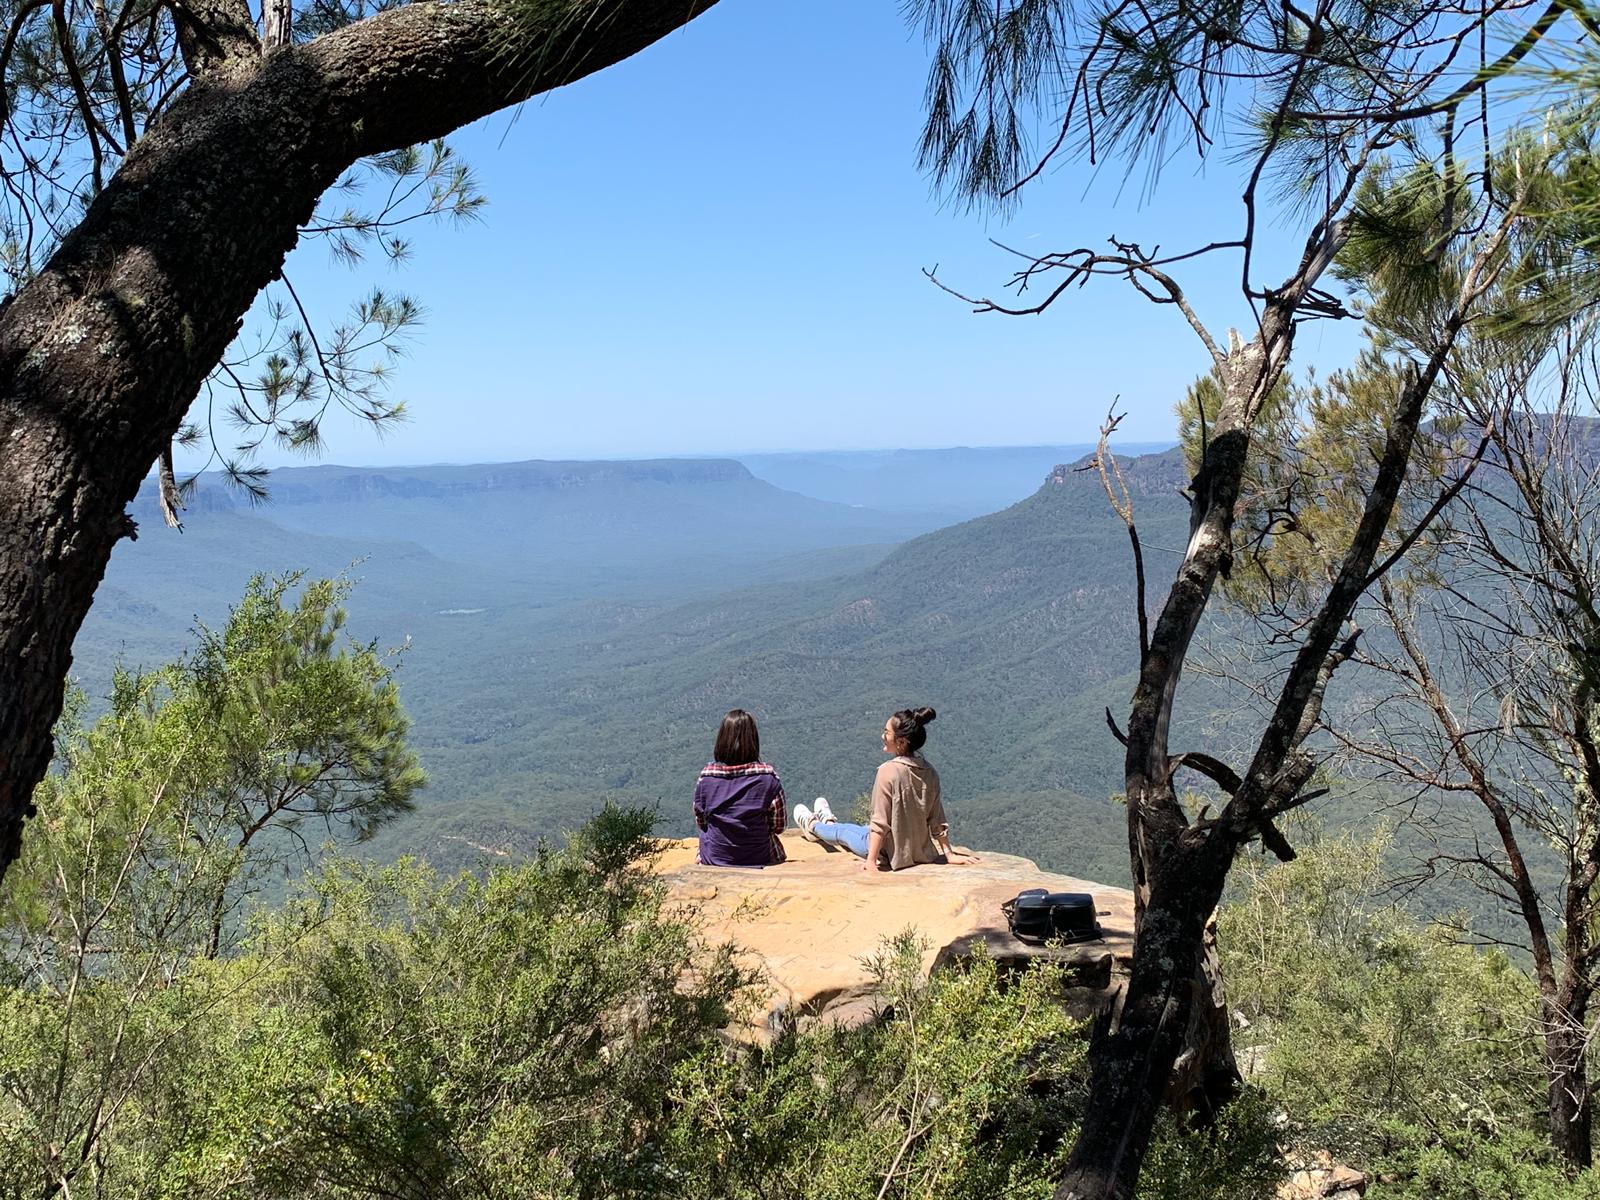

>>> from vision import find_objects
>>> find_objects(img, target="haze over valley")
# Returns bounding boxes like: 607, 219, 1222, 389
76, 443, 1182, 884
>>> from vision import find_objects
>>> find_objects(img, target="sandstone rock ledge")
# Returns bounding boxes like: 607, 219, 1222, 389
655, 831, 1134, 1033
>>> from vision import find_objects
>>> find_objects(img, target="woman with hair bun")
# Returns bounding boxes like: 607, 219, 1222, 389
693, 709, 788, 867
795, 706, 979, 872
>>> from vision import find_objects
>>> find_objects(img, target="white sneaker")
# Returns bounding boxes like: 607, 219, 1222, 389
812, 797, 837, 824
793, 804, 818, 839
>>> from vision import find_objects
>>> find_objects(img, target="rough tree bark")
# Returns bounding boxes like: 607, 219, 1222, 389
0, 0, 719, 883
1093, 422, 1242, 1118
1548, 1010, 1592, 1166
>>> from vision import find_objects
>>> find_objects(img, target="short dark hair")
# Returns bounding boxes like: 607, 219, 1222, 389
714, 709, 761, 765
889, 706, 937, 754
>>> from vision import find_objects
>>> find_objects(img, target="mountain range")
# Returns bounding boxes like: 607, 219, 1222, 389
72, 447, 1208, 885
68, 431, 1578, 943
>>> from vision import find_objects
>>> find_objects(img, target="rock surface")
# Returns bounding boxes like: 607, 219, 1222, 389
1278, 1151, 1368, 1199
655, 831, 1134, 1031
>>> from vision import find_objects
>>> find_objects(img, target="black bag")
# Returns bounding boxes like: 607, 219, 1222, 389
1002, 889, 1103, 944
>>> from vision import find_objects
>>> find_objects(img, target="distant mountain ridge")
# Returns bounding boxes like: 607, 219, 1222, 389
740, 442, 1176, 520
119, 455, 942, 612
134, 457, 775, 518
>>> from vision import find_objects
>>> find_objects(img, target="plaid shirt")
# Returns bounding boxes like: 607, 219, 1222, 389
694, 761, 788, 867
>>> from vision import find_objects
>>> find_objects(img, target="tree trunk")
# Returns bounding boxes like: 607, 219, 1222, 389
1131, 814, 1240, 1117
1546, 1010, 1592, 1168
1170, 916, 1241, 1117
1546, 965, 1593, 1169
1056, 830, 1232, 1200
1053, 363, 1269, 1200
1056, 246, 1469, 1195
0, 0, 719, 885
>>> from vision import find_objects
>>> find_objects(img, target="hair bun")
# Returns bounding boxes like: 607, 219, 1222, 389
912, 706, 937, 725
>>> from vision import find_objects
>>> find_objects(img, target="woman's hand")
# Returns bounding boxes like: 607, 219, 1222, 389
946, 850, 981, 865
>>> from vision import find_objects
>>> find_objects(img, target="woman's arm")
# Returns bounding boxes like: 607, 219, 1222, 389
933, 822, 980, 865
767, 778, 788, 864
768, 782, 787, 839
864, 766, 894, 872
863, 828, 886, 872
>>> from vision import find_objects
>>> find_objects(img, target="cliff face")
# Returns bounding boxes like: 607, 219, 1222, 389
656, 833, 1133, 1034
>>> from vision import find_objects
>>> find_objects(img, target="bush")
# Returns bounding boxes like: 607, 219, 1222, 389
1214, 822, 1599, 1194
184, 808, 748, 1198
1220, 825, 1541, 1159
1371, 1125, 1600, 1200
665, 934, 1086, 1200
0, 573, 427, 1197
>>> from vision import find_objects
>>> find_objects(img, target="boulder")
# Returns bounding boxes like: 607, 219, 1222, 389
1278, 1151, 1368, 1199
654, 831, 1134, 1033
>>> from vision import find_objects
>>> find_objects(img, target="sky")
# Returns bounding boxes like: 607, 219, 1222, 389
191, 0, 1369, 470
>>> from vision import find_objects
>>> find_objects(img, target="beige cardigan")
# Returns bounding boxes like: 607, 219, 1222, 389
868, 754, 947, 870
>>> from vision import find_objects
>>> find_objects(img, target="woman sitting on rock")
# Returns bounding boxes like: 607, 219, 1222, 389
795, 706, 979, 872
693, 709, 788, 867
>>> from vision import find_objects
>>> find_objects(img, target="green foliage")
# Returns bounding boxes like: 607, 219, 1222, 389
1218, 825, 1575, 1193
666, 935, 1084, 1200
907, 0, 1072, 205
666, 931, 1281, 1200
0, 804, 751, 1197
1339, 136, 1600, 354
4, 566, 425, 968
1163, 120, 1600, 636
0, 772, 1289, 1199
1370, 1126, 1600, 1200
1177, 353, 1452, 612
178, 571, 424, 849
43, 569, 426, 946
234, 829, 746, 1196
905, 0, 1575, 214
1338, 159, 1477, 334
0, 573, 423, 1194
1222, 827, 1539, 1151
1138, 1088, 1287, 1200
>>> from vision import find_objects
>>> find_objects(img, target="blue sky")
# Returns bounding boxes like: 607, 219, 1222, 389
205, 0, 1367, 469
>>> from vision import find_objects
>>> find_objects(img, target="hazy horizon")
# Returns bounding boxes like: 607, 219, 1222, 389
170, 0, 1363, 478
168, 438, 1180, 476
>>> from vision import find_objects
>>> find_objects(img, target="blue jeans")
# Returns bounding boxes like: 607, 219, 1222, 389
812, 820, 871, 858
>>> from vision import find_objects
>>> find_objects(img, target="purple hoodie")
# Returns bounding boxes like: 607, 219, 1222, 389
693, 761, 788, 867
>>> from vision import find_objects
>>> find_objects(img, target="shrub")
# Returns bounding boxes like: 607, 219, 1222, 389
206, 807, 748, 1198
665, 934, 1086, 1200
1371, 1125, 1600, 1200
